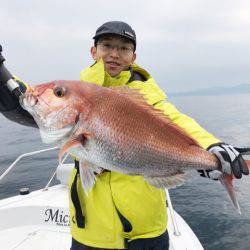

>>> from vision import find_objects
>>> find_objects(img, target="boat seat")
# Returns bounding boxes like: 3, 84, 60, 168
56, 163, 74, 186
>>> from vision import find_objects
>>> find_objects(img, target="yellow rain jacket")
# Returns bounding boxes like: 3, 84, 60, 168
69, 59, 221, 249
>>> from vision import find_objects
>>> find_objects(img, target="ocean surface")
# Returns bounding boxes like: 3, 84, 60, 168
1, 94, 250, 250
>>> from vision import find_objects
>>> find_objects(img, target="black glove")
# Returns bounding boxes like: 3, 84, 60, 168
198, 142, 249, 180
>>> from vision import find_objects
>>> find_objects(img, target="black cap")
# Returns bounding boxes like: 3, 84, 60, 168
93, 21, 136, 49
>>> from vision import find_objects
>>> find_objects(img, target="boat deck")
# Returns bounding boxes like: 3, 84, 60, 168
1, 226, 70, 250
0, 184, 203, 250
0, 185, 70, 249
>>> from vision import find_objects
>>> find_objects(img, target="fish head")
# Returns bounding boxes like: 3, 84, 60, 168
20, 80, 89, 143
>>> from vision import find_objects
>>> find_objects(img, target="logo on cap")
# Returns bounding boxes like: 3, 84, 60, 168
124, 31, 134, 38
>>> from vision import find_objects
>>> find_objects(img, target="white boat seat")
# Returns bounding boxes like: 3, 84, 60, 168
56, 163, 74, 186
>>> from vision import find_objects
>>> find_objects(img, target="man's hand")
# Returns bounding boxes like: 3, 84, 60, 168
198, 143, 249, 180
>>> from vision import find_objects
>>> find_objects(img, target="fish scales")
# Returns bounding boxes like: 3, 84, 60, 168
77, 83, 220, 176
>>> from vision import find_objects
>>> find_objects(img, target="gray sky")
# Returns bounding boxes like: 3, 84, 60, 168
1, 0, 250, 92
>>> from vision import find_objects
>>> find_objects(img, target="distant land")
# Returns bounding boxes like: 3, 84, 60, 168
168, 83, 250, 96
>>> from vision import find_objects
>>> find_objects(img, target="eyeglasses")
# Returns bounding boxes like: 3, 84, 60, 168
97, 42, 134, 56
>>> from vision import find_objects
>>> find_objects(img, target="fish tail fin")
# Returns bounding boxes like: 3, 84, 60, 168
79, 161, 102, 195
216, 159, 250, 214
219, 174, 241, 214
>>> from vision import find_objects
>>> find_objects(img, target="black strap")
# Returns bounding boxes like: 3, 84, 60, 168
115, 207, 132, 248
71, 160, 85, 228
116, 208, 132, 233
128, 67, 147, 83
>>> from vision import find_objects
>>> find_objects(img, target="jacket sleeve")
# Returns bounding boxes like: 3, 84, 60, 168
128, 78, 221, 149
0, 76, 37, 127
154, 100, 221, 149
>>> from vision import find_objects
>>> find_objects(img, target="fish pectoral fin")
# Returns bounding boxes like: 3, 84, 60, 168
79, 161, 102, 195
145, 172, 187, 189
219, 174, 241, 214
58, 139, 82, 163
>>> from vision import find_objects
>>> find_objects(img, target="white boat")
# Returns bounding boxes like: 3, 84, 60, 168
0, 148, 204, 250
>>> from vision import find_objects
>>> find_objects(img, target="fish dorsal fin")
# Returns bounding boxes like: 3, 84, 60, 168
145, 171, 188, 189
109, 86, 200, 147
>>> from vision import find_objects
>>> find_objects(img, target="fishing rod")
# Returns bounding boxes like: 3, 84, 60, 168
0, 44, 22, 97
0, 45, 37, 126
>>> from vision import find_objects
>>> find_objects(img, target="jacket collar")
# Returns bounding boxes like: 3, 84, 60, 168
80, 59, 151, 86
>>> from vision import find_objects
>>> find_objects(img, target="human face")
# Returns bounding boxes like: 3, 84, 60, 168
91, 35, 136, 77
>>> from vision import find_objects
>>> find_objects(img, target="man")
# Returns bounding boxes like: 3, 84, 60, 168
0, 21, 248, 250
68, 21, 249, 250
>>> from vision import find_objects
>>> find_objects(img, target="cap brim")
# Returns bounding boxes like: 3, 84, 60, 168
93, 32, 136, 48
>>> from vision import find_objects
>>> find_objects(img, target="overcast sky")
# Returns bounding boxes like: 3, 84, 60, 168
1, 0, 250, 92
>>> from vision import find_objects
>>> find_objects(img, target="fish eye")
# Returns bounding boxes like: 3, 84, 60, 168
53, 87, 65, 98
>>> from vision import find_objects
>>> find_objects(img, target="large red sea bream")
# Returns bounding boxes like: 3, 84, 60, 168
20, 80, 250, 213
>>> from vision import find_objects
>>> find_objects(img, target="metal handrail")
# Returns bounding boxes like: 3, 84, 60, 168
166, 189, 181, 236
0, 146, 58, 182
43, 153, 69, 191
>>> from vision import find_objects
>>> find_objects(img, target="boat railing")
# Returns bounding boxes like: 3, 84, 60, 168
166, 189, 181, 236
0, 147, 58, 184
0, 148, 181, 236
43, 152, 69, 190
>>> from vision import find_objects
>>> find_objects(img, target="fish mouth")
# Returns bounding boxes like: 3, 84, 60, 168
21, 92, 71, 127
20, 89, 79, 144
20, 95, 77, 143
20, 93, 38, 111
